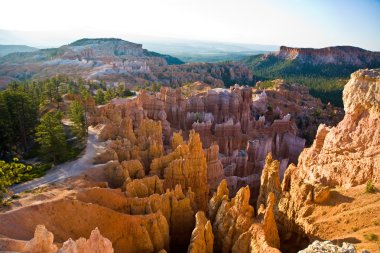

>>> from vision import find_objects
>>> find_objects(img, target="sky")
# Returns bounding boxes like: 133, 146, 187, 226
0, 0, 379, 50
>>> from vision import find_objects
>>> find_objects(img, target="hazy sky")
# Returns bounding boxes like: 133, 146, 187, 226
1, 0, 380, 50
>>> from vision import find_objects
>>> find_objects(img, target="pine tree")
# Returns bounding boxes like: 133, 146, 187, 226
69, 101, 87, 139
35, 112, 67, 164
95, 89, 105, 105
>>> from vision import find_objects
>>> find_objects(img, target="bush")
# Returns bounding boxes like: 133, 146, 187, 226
366, 180, 376, 193
0, 159, 51, 200
364, 233, 378, 241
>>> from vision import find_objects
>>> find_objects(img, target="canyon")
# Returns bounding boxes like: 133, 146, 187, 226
0, 68, 379, 253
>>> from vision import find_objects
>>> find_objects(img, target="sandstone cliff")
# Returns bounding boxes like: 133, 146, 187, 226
275, 46, 380, 66
297, 69, 380, 187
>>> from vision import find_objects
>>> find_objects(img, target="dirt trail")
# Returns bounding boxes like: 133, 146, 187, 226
10, 127, 104, 194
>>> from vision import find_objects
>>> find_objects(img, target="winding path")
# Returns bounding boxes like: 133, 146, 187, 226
11, 127, 104, 194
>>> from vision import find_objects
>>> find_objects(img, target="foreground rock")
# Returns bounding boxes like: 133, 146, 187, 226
21, 225, 114, 253
276, 69, 380, 252
298, 240, 357, 253
298, 69, 380, 187
187, 211, 213, 253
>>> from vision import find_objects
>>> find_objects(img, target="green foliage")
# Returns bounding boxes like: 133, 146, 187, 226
313, 108, 321, 118
35, 112, 68, 163
364, 233, 378, 241
95, 89, 105, 105
69, 101, 87, 139
136, 82, 161, 93
104, 89, 113, 103
365, 180, 376, 193
255, 80, 277, 89
0, 158, 51, 200
0, 90, 38, 153
143, 50, 184, 65
243, 54, 380, 107
123, 89, 136, 97
116, 83, 125, 97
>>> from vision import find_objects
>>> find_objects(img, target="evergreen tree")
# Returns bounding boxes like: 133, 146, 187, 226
95, 89, 105, 105
69, 101, 87, 139
116, 83, 125, 97
104, 89, 113, 102
0, 90, 38, 152
35, 112, 67, 164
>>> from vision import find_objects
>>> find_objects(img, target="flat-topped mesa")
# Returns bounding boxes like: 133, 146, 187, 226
297, 68, 380, 187
63, 38, 145, 61
275, 45, 380, 66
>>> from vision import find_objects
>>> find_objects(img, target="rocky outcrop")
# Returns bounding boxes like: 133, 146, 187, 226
262, 193, 280, 249
187, 211, 213, 253
23, 225, 58, 253
58, 227, 114, 253
208, 179, 229, 222
211, 181, 280, 253
297, 69, 380, 187
22, 225, 114, 253
298, 240, 357, 253
257, 153, 281, 209
275, 46, 380, 66
99, 117, 164, 171
77, 185, 195, 251
0, 198, 170, 253
124, 175, 163, 197
163, 130, 209, 211
204, 143, 225, 193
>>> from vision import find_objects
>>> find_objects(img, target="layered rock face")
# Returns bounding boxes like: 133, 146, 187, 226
204, 143, 225, 193
162, 131, 209, 211
275, 46, 380, 66
77, 185, 195, 251
265, 69, 380, 252
98, 118, 164, 171
209, 180, 281, 253
297, 69, 380, 187
137, 84, 310, 200
0, 198, 170, 253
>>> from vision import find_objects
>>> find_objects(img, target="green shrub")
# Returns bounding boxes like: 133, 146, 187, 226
0, 159, 51, 200
364, 233, 378, 241
366, 180, 376, 193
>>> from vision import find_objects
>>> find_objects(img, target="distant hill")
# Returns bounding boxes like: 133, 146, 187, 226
243, 46, 380, 106
0, 45, 38, 57
142, 40, 276, 63
0, 38, 253, 88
